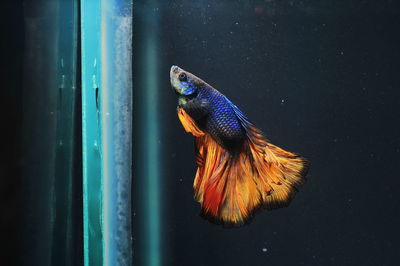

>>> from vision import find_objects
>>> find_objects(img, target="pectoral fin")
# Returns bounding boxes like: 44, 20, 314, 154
177, 107, 205, 137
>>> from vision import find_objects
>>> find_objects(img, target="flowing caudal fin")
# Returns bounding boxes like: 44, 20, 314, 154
178, 107, 309, 226
244, 125, 309, 210
229, 99, 309, 210
194, 134, 261, 226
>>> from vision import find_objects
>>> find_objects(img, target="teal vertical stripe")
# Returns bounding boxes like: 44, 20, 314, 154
133, 2, 163, 265
145, 35, 161, 266
81, 0, 104, 265
142, 3, 161, 265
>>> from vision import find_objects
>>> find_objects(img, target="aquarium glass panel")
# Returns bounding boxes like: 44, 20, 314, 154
81, 0, 133, 265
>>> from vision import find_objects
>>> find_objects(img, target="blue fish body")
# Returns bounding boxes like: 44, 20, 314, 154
184, 84, 245, 153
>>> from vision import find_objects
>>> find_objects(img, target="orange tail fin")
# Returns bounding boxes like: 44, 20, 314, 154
178, 108, 309, 226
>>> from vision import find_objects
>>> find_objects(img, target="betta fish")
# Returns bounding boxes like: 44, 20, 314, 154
170, 65, 309, 226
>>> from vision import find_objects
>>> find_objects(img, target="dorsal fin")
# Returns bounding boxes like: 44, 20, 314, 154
226, 98, 266, 145
225, 97, 254, 128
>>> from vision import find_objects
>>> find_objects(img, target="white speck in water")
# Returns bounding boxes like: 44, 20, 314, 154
235, 22, 239, 25
179, 178, 183, 182
262, 247, 268, 252
281, 99, 285, 105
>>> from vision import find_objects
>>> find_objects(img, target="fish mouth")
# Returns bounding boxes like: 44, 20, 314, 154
170, 65, 183, 94
170, 65, 180, 74
170, 65, 181, 80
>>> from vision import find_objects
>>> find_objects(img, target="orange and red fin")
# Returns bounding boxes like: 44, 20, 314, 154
177, 107, 205, 137
178, 107, 309, 226
229, 99, 309, 210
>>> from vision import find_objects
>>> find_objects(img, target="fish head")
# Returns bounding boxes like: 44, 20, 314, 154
170, 65, 201, 96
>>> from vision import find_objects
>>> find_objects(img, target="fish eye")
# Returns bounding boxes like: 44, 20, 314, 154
179, 73, 187, 81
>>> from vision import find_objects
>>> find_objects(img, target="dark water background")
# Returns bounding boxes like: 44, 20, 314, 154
2, 1, 400, 265
134, 1, 400, 266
